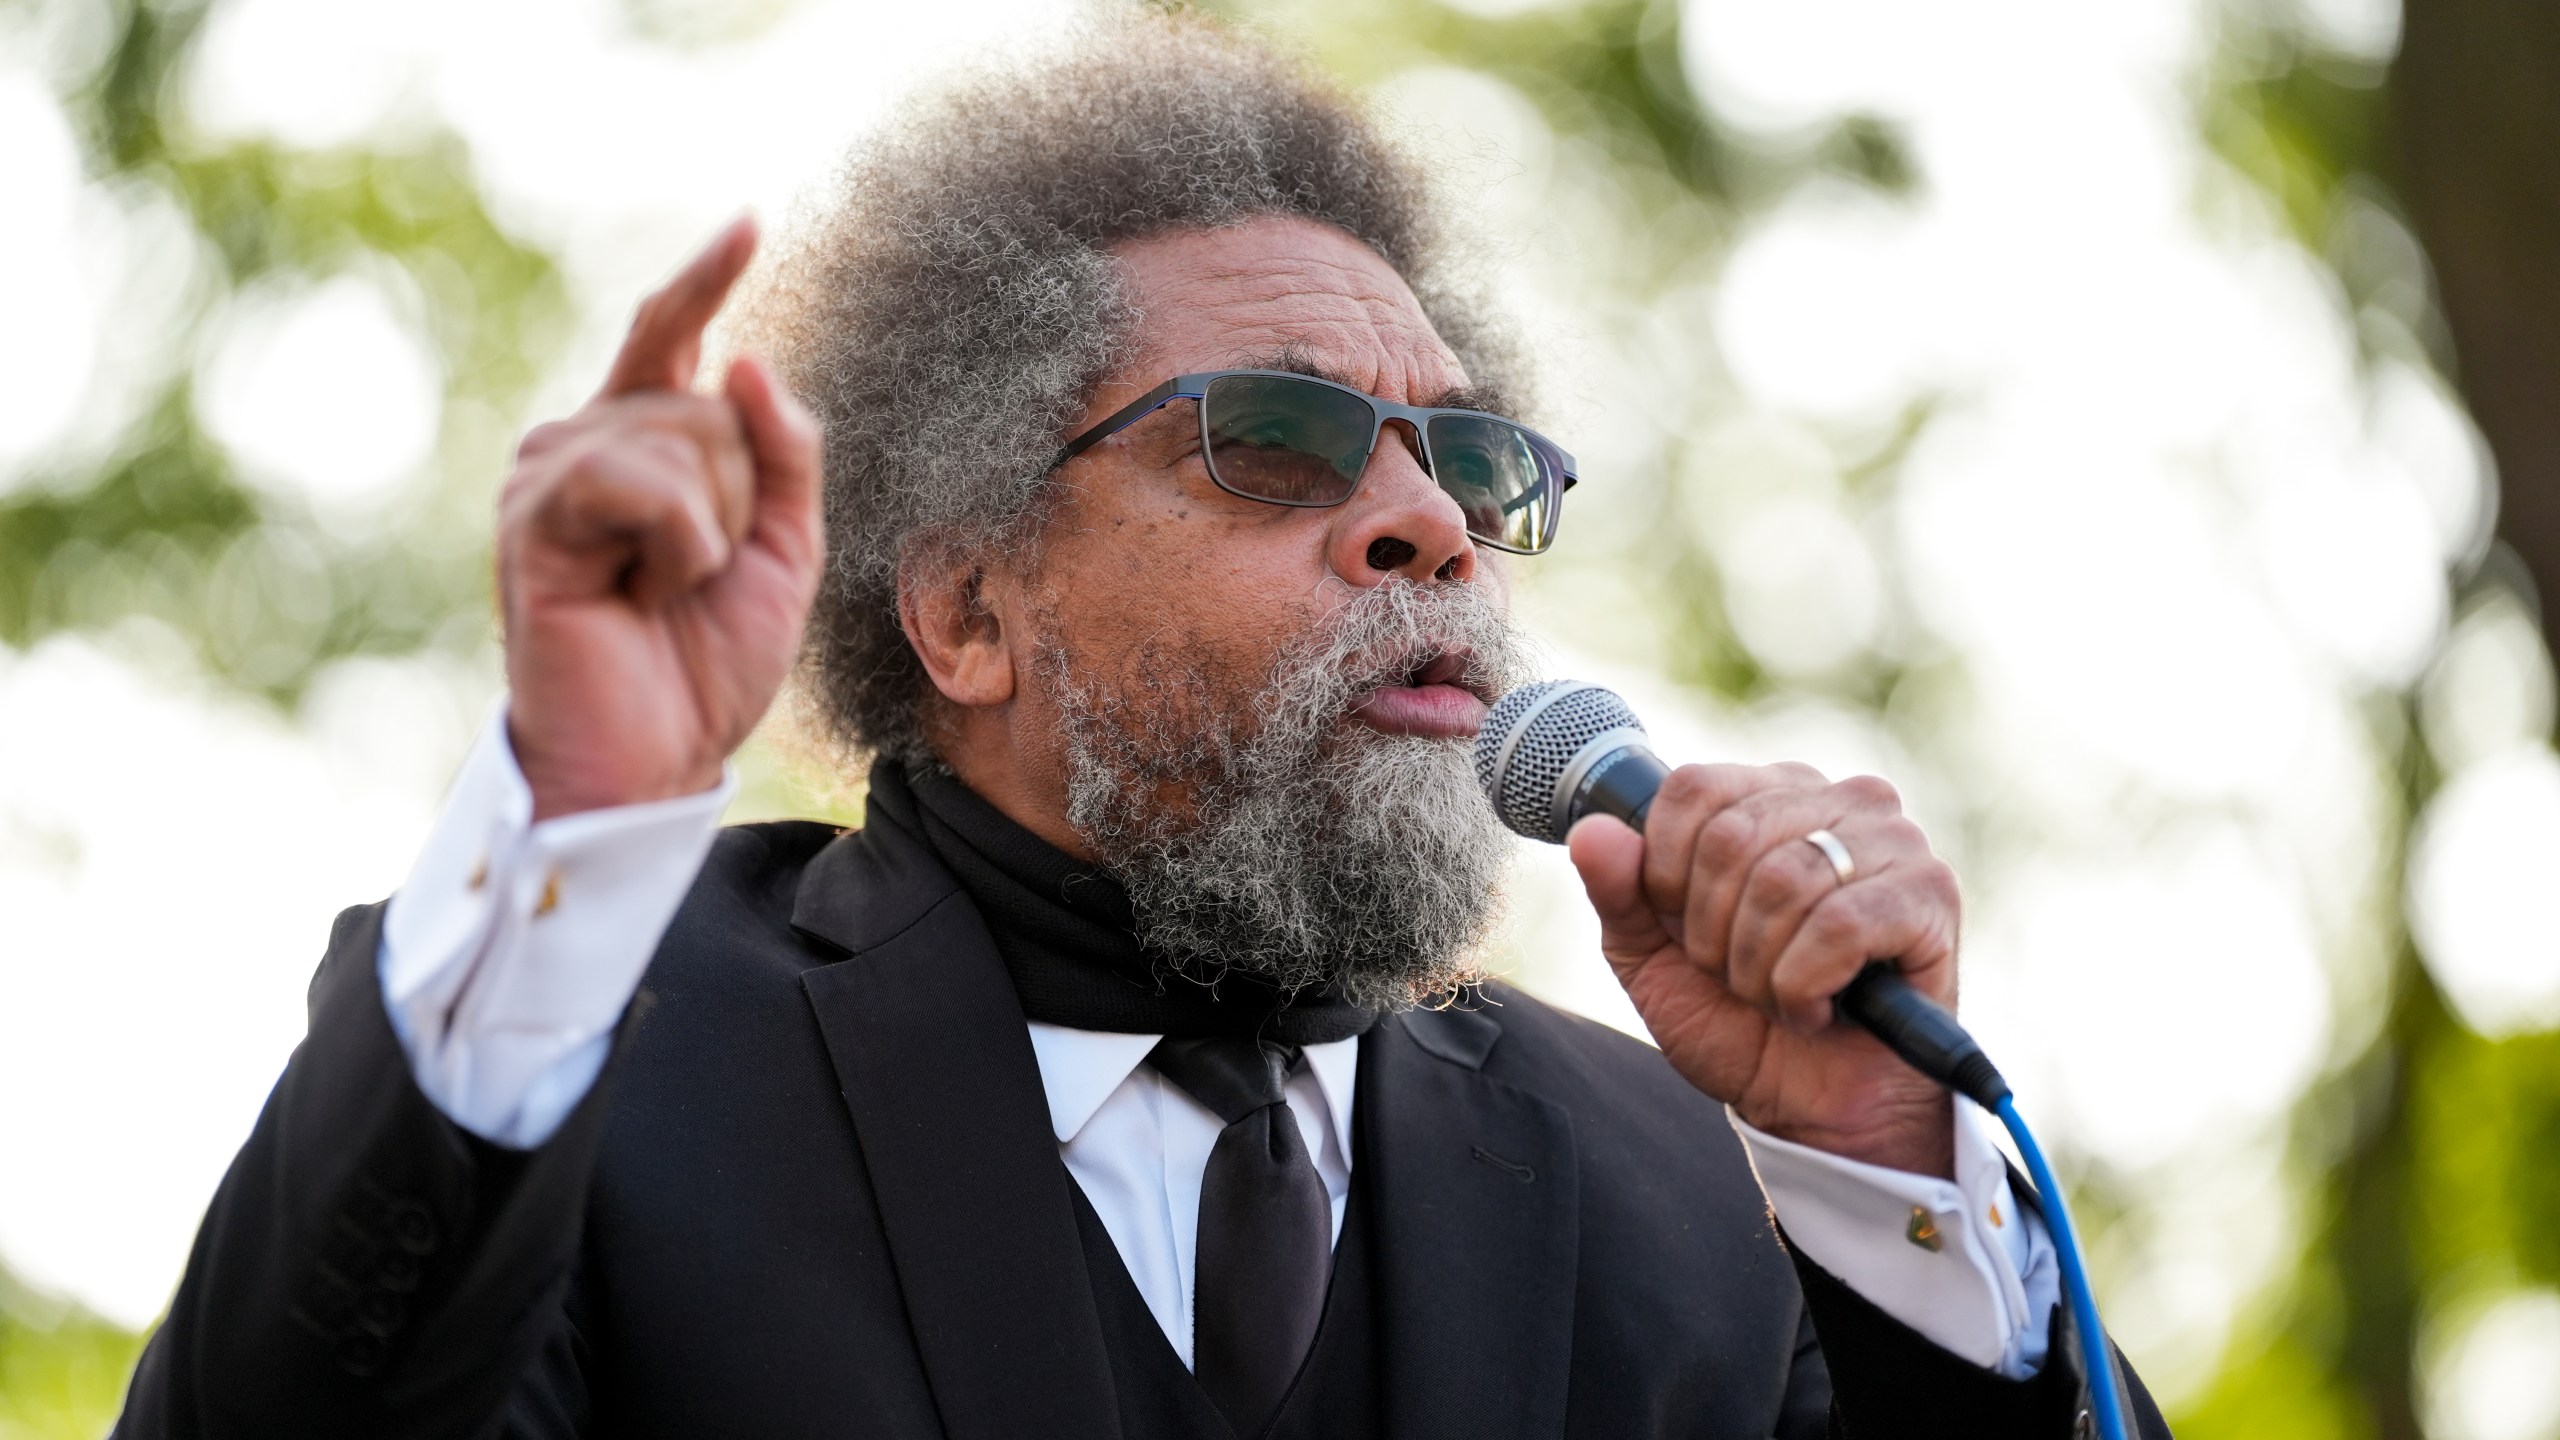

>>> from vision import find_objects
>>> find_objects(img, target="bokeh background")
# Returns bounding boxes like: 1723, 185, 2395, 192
5, 0, 2558, 1434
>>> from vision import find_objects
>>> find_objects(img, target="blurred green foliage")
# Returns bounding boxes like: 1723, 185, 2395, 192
0, 1264, 141, 1440
2202, 5, 2395, 267
5, 0, 2554, 1435
0, 0, 571, 705
2182, 6, 2554, 1437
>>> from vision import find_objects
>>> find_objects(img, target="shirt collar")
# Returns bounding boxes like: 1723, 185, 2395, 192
1025, 1023, 1159, 1142
1301, 1035, 1359, 1156
1023, 1021, 1360, 1155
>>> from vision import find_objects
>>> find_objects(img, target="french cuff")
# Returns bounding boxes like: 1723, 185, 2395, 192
1731, 1099, 2051, 1378
379, 700, 734, 1148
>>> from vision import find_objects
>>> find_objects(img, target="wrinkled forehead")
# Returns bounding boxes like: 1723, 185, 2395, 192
1105, 215, 1505, 415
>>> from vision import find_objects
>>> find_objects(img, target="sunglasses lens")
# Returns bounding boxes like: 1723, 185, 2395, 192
1202, 375, 1374, 505
1426, 413, 1557, 552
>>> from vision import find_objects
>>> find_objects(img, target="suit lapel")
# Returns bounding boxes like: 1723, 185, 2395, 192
1364, 1006, 1579, 1440
791, 818, 1120, 1440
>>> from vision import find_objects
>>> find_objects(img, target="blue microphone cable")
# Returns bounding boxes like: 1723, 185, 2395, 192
1836, 964, 2131, 1440
1995, 1093, 2127, 1440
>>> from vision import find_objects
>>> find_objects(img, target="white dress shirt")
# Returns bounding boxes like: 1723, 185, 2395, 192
378, 704, 2061, 1378
1031, 1022, 1360, 1367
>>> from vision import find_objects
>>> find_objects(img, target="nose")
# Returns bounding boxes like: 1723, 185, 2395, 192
1326, 420, 1476, 586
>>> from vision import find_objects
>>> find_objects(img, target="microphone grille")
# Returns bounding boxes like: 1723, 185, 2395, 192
1474, 680, 1644, 842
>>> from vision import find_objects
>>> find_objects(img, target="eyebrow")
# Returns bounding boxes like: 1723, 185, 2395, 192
1238, 346, 1516, 417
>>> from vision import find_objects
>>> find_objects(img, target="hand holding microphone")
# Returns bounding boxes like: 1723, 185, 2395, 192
1482, 685, 2137, 1440
1477, 682, 1969, 1180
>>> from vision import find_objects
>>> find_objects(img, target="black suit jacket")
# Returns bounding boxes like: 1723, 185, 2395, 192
116, 807, 2168, 1439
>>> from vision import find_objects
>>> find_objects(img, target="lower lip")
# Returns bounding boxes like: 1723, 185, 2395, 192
1350, 683, 1489, 738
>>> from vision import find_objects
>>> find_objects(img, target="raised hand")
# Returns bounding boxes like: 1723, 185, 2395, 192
497, 217, 825, 821
1567, 766, 1964, 1178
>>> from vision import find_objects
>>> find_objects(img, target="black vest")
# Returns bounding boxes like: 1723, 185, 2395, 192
1068, 1153, 1383, 1440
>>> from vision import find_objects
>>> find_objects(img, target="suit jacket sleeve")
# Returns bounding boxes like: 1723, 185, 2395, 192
113, 901, 623, 1440
1777, 1298, 1837, 1440
1787, 1240, 2173, 1439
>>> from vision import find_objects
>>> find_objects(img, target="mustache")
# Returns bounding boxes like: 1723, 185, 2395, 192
1256, 578, 1535, 739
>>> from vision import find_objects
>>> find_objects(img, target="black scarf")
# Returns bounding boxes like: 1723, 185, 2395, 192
863, 762, 1382, 1046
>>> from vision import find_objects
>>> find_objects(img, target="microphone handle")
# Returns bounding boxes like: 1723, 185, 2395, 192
1584, 744, 2010, 1109
1576, 747, 1670, 830
1835, 965, 2011, 1108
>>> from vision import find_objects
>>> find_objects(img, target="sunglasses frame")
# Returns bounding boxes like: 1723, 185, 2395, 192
1049, 369, 1579, 555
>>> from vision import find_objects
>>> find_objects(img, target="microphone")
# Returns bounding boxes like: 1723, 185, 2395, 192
1474, 680, 2011, 1109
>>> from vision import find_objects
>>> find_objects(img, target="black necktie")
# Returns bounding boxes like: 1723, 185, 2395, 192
1147, 1036, 1332, 1437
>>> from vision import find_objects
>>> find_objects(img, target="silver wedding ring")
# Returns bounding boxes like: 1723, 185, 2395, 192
1802, 828, 1855, 887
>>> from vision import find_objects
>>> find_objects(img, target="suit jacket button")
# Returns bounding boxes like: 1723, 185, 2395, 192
338, 1332, 387, 1376
357, 1293, 406, 1336
377, 1251, 422, 1293
387, 1202, 437, 1255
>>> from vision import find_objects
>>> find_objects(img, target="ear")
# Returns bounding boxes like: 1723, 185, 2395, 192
897, 544, 1017, 710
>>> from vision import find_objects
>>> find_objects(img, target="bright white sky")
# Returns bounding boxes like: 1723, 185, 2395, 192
2, 0, 2554, 1418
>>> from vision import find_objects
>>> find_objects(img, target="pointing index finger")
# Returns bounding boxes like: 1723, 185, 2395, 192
602, 214, 759, 398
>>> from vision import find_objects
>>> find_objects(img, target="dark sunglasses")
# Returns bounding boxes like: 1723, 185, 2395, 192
1050, 370, 1578, 555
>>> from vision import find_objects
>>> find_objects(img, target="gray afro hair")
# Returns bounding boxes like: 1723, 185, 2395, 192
733, 8, 1524, 767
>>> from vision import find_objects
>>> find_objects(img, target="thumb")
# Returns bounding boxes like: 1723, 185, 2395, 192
1568, 814, 1670, 957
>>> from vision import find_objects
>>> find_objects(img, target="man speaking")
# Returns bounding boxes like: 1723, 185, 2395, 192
117, 13, 2167, 1439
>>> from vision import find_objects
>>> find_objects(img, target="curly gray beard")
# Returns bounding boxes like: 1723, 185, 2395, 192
1033, 579, 1533, 1011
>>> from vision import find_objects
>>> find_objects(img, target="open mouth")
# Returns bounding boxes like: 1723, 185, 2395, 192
1347, 647, 1494, 739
